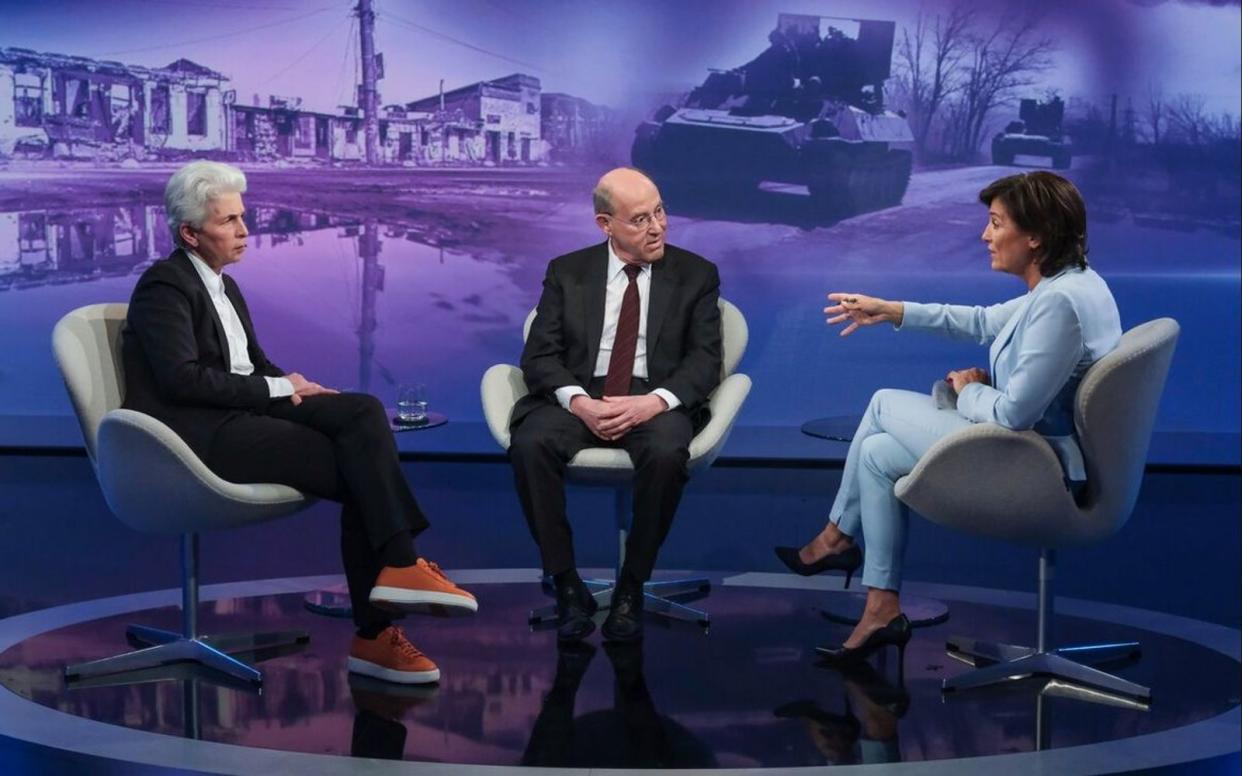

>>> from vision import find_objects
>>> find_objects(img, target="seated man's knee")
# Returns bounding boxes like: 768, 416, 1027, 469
509, 425, 557, 461
636, 439, 689, 472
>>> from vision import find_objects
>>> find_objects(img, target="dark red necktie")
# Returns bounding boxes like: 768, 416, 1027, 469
603, 264, 642, 397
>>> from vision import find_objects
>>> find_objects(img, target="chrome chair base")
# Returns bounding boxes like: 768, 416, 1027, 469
65, 624, 309, 686
528, 576, 712, 628
944, 635, 1148, 700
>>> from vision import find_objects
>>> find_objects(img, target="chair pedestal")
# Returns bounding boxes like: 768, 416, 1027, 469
528, 487, 711, 628
64, 534, 308, 687
940, 550, 1149, 700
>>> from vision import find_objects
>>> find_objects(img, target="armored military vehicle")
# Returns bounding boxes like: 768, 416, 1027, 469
991, 97, 1072, 169
632, 13, 913, 218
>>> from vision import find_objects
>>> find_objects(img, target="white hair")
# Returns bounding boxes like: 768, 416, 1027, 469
164, 160, 248, 248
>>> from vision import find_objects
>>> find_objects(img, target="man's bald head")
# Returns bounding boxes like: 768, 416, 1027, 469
594, 167, 667, 264
593, 167, 659, 215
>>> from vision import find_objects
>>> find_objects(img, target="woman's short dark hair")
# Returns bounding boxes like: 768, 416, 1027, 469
978, 171, 1089, 276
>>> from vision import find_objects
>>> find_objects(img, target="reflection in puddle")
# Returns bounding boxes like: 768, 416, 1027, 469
0, 203, 537, 418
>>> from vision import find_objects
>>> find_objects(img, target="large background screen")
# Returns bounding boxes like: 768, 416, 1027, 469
2, 0, 1238, 446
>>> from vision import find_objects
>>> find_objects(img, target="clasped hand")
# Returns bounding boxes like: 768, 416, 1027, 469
946, 367, 990, 393
286, 372, 340, 406
571, 394, 667, 441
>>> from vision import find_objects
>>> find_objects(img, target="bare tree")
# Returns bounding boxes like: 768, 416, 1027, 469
945, 11, 1056, 159
1144, 83, 1166, 146
1166, 93, 1211, 146
894, 2, 974, 158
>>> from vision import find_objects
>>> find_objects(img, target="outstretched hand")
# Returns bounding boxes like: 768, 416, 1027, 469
824, 293, 903, 337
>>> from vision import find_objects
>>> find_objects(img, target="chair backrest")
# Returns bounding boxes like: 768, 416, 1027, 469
523, 297, 747, 381
51, 303, 129, 464
1076, 318, 1179, 534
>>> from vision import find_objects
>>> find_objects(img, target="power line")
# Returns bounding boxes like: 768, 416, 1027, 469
130, 0, 307, 11
262, 11, 351, 86
91, 5, 339, 58
376, 9, 545, 73
331, 16, 359, 108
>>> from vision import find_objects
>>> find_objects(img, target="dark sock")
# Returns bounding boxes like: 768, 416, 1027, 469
356, 622, 391, 640
379, 531, 418, 568
553, 568, 582, 590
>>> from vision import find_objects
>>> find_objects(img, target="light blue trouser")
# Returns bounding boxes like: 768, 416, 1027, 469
829, 389, 973, 591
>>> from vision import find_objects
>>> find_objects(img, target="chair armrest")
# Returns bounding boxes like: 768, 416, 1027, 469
894, 423, 1087, 546
95, 409, 312, 535
480, 364, 527, 450
688, 372, 752, 471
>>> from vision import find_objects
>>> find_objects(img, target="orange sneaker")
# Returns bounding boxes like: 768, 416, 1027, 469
348, 626, 440, 685
369, 558, 478, 616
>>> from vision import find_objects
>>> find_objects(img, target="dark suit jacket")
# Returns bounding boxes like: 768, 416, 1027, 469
121, 249, 284, 460
512, 241, 722, 430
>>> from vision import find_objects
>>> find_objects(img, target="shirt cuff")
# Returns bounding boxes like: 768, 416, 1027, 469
651, 388, 680, 411
555, 385, 588, 410
265, 376, 294, 399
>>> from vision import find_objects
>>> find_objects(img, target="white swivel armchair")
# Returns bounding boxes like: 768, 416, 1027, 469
895, 318, 1179, 700
53, 303, 317, 686
481, 299, 752, 627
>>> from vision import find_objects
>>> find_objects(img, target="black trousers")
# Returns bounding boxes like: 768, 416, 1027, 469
206, 392, 427, 630
509, 379, 693, 583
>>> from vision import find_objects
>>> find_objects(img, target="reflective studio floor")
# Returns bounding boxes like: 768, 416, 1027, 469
1, 578, 1236, 769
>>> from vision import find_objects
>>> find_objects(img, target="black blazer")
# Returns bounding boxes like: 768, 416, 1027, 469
121, 249, 284, 460
513, 241, 723, 430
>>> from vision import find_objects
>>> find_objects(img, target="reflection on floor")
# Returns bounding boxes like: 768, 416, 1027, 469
1, 582, 1236, 769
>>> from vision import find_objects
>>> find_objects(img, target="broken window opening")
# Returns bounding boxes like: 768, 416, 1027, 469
151, 85, 171, 134
14, 73, 45, 128
187, 91, 207, 136
63, 77, 91, 119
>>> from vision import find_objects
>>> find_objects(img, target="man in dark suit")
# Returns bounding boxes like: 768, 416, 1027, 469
510, 167, 722, 642
123, 160, 475, 685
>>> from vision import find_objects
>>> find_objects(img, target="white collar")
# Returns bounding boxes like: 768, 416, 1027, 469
606, 240, 651, 281
185, 249, 225, 296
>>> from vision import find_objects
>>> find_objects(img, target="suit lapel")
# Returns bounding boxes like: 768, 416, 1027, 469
172, 249, 231, 367
989, 289, 1037, 382
645, 254, 674, 355
583, 243, 609, 373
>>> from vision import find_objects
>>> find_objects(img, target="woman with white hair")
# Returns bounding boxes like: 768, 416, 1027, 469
123, 160, 477, 686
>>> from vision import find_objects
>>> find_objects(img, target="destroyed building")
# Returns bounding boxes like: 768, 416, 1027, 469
1, 48, 609, 167
0, 47, 229, 159
406, 73, 549, 164
540, 92, 622, 164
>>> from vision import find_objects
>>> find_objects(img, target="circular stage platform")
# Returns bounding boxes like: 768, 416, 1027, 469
0, 571, 1238, 775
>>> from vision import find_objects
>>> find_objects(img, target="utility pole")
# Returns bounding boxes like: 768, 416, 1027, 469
357, 0, 381, 165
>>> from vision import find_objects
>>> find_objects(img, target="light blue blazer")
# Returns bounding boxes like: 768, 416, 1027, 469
899, 267, 1121, 483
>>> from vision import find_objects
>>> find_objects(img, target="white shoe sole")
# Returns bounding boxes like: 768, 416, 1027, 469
347, 656, 440, 685
369, 587, 478, 616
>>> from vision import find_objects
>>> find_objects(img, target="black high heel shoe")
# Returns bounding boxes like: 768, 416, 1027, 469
815, 613, 912, 663
773, 544, 863, 586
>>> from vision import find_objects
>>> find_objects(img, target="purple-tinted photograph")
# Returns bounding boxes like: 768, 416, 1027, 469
0, 3, 1239, 774
0, 0, 1237, 436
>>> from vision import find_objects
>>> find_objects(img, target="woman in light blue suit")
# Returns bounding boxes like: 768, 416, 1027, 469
775, 171, 1122, 661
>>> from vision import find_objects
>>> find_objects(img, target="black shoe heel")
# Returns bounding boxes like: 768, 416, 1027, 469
774, 544, 863, 580
815, 613, 913, 663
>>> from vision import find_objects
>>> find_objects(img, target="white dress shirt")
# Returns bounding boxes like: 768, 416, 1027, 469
186, 251, 293, 399
554, 241, 680, 412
